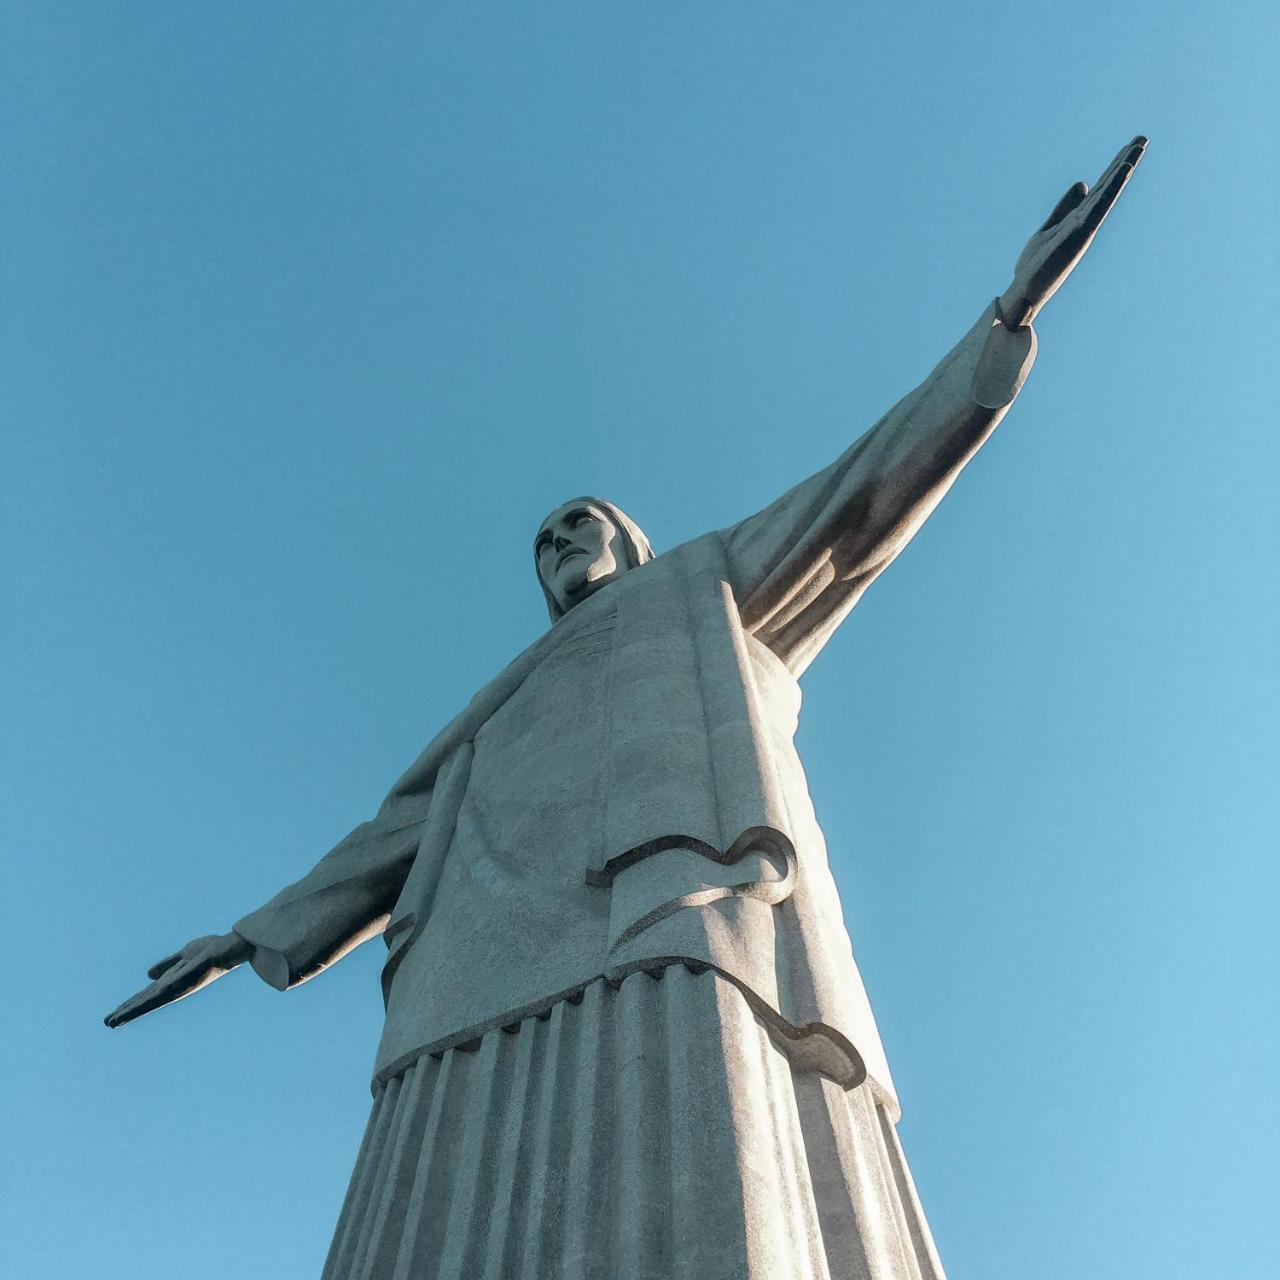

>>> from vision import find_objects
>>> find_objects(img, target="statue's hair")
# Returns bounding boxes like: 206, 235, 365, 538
536, 497, 654, 623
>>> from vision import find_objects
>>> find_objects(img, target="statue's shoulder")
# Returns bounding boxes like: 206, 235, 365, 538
625, 527, 728, 584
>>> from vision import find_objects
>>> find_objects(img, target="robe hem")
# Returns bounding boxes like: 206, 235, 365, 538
370, 956, 873, 1102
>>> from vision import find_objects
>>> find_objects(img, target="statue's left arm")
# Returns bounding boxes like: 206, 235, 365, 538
725, 137, 1145, 673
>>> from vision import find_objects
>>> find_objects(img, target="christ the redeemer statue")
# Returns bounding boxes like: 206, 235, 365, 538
107, 136, 1147, 1279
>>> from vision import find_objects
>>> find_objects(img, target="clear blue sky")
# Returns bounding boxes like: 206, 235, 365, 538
3, 4, 1276, 1277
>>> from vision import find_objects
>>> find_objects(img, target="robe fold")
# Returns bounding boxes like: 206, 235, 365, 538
233, 301, 1036, 1122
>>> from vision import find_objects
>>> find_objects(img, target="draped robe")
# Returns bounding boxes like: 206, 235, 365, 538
233, 301, 1036, 1119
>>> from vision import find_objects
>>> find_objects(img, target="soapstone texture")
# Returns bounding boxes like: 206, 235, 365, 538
325, 968, 944, 1280
234, 301, 1033, 1110
106, 137, 1147, 1279
240, 303, 1030, 1280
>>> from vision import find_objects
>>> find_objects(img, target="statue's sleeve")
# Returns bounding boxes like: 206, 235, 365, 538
231, 768, 436, 991
723, 300, 1036, 673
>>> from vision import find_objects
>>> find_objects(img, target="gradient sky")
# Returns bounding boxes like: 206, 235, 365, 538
3, 4, 1277, 1278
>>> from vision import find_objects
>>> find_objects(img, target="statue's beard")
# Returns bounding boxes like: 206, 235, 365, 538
553, 551, 629, 612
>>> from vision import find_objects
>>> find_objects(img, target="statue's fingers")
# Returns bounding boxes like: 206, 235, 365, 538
1079, 162, 1135, 237
104, 955, 229, 1027
1038, 181, 1089, 232
147, 951, 185, 980
105, 959, 201, 1026
104, 981, 166, 1028
1093, 135, 1147, 193
108, 984, 190, 1027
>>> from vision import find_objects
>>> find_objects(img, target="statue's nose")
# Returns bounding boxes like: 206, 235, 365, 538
553, 533, 570, 551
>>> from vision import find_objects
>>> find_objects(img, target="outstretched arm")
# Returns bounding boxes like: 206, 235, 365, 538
104, 625, 490, 1029
725, 136, 1146, 673
105, 773, 437, 1027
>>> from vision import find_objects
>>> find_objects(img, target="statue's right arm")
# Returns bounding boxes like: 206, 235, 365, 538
105, 781, 433, 1027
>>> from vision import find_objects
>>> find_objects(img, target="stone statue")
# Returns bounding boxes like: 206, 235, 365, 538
107, 136, 1147, 1279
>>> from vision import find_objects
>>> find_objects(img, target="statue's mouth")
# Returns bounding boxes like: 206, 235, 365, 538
556, 548, 585, 570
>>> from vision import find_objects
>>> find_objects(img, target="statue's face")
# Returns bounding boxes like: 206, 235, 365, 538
535, 501, 629, 613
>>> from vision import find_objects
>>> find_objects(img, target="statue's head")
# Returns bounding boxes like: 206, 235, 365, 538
535, 497, 654, 621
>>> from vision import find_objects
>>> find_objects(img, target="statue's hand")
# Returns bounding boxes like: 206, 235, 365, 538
998, 135, 1147, 329
104, 931, 251, 1028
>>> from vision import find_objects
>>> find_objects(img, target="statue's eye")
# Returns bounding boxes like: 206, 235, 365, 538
570, 512, 595, 528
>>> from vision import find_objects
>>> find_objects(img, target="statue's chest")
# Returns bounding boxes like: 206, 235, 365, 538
469, 606, 618, 835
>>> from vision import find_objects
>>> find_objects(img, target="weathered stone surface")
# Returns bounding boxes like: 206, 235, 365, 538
106, 136, 1147, 1278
